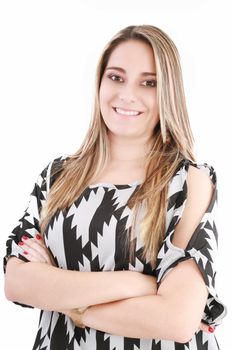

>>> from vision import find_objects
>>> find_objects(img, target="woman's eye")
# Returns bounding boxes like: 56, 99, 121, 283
107, 74, 123, 82
106, 74, 156, 87
142, 80, 157, 87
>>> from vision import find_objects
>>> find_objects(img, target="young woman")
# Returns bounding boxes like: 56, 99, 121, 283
4, 24, 226, 349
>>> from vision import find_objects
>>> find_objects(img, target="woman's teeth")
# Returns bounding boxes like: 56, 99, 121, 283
114, 107, 141, 116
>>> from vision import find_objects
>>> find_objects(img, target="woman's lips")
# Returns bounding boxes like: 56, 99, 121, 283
112, 107, 143, 117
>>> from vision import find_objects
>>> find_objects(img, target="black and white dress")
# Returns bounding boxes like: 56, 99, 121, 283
3, 155, 227, 350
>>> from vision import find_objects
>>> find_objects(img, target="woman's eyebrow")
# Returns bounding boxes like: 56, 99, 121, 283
105, 66, 156, 77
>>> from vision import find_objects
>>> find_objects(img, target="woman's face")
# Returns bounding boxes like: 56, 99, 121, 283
99, 39, 159, 139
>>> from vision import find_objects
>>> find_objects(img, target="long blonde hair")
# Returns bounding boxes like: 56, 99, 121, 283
40, 25, 196, 270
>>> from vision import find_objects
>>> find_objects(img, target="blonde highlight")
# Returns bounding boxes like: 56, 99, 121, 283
40, 25, 196, 269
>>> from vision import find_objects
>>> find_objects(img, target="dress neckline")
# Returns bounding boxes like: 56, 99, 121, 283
88, 179, 143, 189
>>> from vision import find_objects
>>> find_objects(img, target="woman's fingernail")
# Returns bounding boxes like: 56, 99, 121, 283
23, 251, 28, 255
18, 242, 24, 246
208, 326, 215, 333
22, 235, 28, 240
36, 234, 41, 240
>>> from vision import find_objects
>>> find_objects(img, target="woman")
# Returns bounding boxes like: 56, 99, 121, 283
4, 25, 226, 349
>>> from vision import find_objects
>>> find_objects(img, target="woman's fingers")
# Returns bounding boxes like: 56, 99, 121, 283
34, 234, 57, 266
199, 322, 216, 333
19, 250, 46, 263
20, 235, 50, 263
17, 233, 56, 266
188, 322, 216, 342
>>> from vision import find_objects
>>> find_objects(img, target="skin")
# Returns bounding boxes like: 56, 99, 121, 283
19, 233, 212, 334
99, 39, 159, 177
16, 234, 86, 327
7, 40, 216, 340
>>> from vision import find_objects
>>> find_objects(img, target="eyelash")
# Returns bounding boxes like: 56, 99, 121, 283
106, 74, 157, 88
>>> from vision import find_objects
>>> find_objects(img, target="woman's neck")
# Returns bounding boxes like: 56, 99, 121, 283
108, 134, 152, 167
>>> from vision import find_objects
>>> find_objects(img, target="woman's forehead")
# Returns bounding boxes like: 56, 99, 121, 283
107, 40, 156, 73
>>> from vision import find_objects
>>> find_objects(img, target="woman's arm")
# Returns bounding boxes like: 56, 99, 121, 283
75, 166, 215, 343
82, 259, 208, 343
4, 256, 156, 311
4, 157, 157, 312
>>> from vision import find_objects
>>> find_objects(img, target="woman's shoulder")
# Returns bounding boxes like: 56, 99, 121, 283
39, 154, 70, 191
49, 154, 70, 173
167, 158, 217, 204
171, 158, 217, 186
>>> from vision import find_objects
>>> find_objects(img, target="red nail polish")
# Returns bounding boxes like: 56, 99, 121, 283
208, 326, 215, 333
18, 242, 24, 246
36, 234, 41, 240
23, 251, 28, 255
22, 235, 28, 240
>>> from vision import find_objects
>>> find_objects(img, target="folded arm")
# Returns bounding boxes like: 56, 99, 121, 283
83, 258, 208, 343
80, 165, 214, 343
4, 164, 215, 342
4, 256, 156, 311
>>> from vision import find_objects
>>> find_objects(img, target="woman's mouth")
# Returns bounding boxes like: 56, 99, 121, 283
112, 107, 143, 117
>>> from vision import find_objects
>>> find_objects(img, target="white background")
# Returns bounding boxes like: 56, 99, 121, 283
0, 0, 232, 348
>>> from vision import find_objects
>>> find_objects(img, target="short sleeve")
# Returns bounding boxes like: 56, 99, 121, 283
3, 155, 68, 308
155, 159, 227, 328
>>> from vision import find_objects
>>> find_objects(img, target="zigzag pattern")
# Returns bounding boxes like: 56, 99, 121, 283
3, 156, 226, 349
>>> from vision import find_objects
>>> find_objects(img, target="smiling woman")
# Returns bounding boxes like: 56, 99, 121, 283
4, 24, 226, 350
100, 40, 159, 133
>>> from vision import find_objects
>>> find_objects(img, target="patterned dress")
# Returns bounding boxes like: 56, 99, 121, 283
3, 155, 227, 350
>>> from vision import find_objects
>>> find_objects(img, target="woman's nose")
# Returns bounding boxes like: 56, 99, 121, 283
117, 82, 139, 104
119, 88, 137, 103
119, 95, 136, 103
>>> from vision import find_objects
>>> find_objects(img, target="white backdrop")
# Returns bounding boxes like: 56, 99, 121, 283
0, 0, 232, 348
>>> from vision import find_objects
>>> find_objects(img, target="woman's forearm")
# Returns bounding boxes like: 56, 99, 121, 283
82, 295, 186, 343
81, 259, 209, 343
5, 258, 156, 311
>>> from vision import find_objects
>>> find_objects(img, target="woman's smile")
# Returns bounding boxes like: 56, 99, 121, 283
112, 106, 143, 118
99, 40, 159, 136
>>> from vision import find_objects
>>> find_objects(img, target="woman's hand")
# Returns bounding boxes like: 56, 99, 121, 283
17, 235, 216, 334
64, 306, 90, 328
17, 233, 89, 327
18, 233, 57, 266
198, 322, 216, 334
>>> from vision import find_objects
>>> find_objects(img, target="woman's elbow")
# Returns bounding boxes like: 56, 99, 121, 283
4, 273, 15, 301
175, 331, 193, 344
161, 306, 200, 343
171, 317, 200, 343
4, 257, 24, 301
